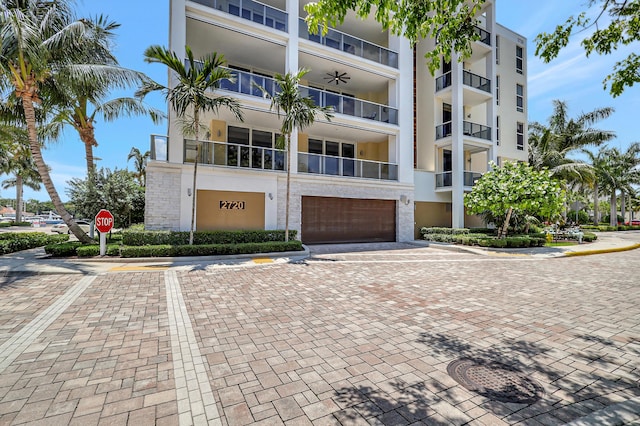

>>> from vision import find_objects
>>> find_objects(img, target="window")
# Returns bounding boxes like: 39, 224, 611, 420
516, 45, 523, 74
495, 36, 500, 65
496, 75, 500, 105
516, 84, 524, 112
517, 122, 524, 151
496, 116, 500, 146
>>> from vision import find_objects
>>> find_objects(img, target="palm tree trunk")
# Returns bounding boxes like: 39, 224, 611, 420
593, 183, 599, 225
610, 191, 617, 226
81, 132, 96, 176
15, 175, 23, 223
620, 191, 626, 223
285, 133, 291, 242
189, 111, 200, 246
21, 93, 93, 243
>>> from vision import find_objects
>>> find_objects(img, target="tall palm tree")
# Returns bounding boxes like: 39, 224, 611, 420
127, 146, 151, 186
51, 15, 164, 176
609, 143, 640, 225
1, 158, 43, 221
137, 45, 244, 245
582, 147, 614, 225
258, 69, 333, 242
0, 0, 97, 243
528, 100, 615, 184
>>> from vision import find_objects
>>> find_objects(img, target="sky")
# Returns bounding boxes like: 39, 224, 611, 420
4, 0, 638, 202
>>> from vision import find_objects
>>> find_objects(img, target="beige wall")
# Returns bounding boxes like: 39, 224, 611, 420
209, 119, 226, 141
298, 133, 309, 152
414, 202, 451, 238
357, 141, 389, 162
196, 190, 265, 231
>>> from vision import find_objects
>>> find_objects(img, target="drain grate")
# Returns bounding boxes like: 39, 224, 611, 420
447, 358, 544, 404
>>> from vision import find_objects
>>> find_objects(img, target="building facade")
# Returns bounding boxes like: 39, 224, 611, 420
146, 0, 527, 243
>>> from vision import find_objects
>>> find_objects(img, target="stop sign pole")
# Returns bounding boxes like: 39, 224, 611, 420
95, 209, 114, 256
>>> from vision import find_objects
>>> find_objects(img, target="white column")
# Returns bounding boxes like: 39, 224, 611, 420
451, 51, 465, 229
486, 4, 498, 165
167, 0, 187, 164
396, 34, 414, 184
286, 0, 299, 173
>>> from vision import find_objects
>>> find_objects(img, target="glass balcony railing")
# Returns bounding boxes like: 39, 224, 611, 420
474, 26, 491, 46
299, 19, 398, 68
435, 71, 490, 93
298, 152, 398, 180
463, 70, 491, 93
191, 0, 287, 32
219, 67, 280, 98
436, 121, 492, 141
184, 139, 286, 171
435, 171, 482, 188
463, 121, 492, 140
300, 86, 398, 124
150, 134, 168, 161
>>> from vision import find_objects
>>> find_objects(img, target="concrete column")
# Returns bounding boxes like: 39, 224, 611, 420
168, 0, 187, 164
451, 51, 465, 229
396, 34, 414, 184
486, 4, 498, 165
286, 0, 299, 174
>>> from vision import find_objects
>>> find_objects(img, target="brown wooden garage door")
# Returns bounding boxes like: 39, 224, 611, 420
301, 196, 396, 244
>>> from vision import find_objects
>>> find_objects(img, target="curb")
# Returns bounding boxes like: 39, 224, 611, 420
563, 243, 640, 257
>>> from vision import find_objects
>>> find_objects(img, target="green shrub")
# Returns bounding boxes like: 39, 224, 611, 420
0, 232, 69, 255
122, 229, 297, 246
119, 241, 303, 258
582, 232, 597, 242
45, 241, 84, 257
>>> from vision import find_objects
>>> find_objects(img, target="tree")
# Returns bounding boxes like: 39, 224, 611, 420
304, 0, 485, 74
465, 161, 565, 238
67, 168, 145, 228
0, 0, 96, 243
257, 69, 333, 242
1, 154, 43, 223
137, 45, 244, 245
581, 147, 613, 225
535, 0, 640, 96
127, 147, 151, 186
51, 15, 164, 176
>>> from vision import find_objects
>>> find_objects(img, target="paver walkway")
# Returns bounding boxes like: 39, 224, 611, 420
0, 243, 639, 425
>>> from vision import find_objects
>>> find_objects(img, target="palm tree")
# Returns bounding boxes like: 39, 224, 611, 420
0, 0, 97, 243
582, 147, 613, 225
137, 45, 244, 245
257, 69, 333, 242
608, 143, 640, 225
51, 15, 164, 176
127, 147, 151, 186
1, 158, 43, 222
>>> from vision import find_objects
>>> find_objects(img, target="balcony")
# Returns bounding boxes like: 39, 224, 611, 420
300, 86, 398, 124
299, 19, 398, 68
184, 139, 287, 171
435, 171, 482, 188
217, 67, 398, 124
191, 0, 287, 32
298, 152, 398, 180
474, 26, 490, 46
435, 70, 490, 93
436, 121, 492, 141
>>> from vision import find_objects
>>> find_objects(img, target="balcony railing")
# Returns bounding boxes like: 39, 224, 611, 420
435, 70, 490, 93
435, 171, 483, 188
220, 67, 280, 98
436, 121, 492, 141
191, 0, 287, 32
150, 134, 168, 161
184, 139, 286, 171
300, 86, 398, 124
299, 19, 398, 68
463, 121, 491, 140
463, 70, 491, 93
298, 152, 398, 180
474, 26, 491, 46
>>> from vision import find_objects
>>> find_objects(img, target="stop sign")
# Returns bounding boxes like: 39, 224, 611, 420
94, 209, 114, 233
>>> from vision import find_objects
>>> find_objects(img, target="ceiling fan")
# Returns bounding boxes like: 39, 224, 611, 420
324, 71, 350, 85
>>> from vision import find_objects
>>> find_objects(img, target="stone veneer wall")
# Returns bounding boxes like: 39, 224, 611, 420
145, 162, 182, 230
278, 175, 415, 242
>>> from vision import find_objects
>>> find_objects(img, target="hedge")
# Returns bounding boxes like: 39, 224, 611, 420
76, 244, 121, 257
122, 229, 297, 246
422, 232, 545, 248
0, 232, 69, 255
419, 227, 470, 236
0, 221, 31, 228
119, 241, 303, 258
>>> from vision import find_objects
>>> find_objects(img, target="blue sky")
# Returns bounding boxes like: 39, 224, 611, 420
5, 0, 638, 202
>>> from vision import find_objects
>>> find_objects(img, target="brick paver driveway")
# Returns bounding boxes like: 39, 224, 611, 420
0, 243, 639, 425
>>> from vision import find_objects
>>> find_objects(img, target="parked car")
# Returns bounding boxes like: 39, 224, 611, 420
631, 219, 640, 226
51, 220, 91, 234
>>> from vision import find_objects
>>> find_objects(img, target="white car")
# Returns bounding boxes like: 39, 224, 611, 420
51, 220, 92, 234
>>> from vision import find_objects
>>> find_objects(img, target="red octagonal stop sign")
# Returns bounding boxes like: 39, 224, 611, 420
95, 209, 114, 233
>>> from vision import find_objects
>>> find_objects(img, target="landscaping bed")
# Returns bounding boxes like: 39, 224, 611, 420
419, 227, 597, 248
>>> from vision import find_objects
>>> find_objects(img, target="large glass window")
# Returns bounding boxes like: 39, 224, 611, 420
516, 45, 523, 74
516, 84, 524, 113
517, 122, 524, 151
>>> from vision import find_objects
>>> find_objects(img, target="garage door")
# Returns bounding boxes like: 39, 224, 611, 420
302, 196, 396, 244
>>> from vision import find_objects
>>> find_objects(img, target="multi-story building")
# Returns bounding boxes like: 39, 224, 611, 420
145, 0, 527, 243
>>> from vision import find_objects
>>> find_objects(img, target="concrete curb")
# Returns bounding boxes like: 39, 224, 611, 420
563, 243, 640, 257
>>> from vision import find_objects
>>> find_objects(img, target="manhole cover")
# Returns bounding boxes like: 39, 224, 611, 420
447, 358, 544, 404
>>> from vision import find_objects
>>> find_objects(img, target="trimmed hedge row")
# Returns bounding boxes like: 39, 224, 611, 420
0, 232, 69, 255
119, 241, 303, 258
122, 229, 297, 246
422, 232, 546, 248
0, 221, 32, 228
581, 224, 640, 232
420, 227, 470, 235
